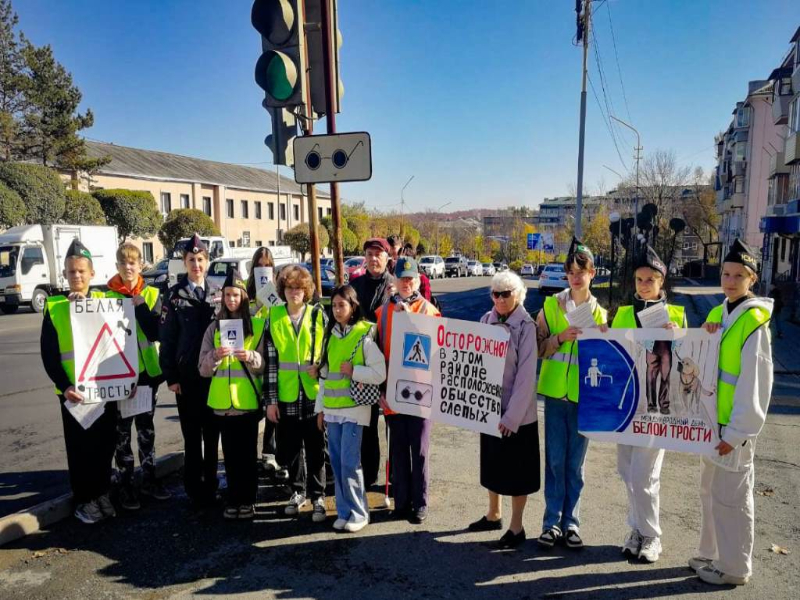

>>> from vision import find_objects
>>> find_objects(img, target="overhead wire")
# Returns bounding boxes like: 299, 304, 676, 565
605, 0, 632, 123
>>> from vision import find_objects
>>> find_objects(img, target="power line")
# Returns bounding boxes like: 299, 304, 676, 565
605, 0, 632, 123
587, 72, 628, 172
589, 26, 628, 172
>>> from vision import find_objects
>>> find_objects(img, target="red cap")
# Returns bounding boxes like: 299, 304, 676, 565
363, 237, 390, 254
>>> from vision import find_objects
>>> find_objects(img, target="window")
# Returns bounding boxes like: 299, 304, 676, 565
268, 202, 275, 220
180, 194, 190, 209
269, 240, 275, 246
20, 247, 44, 275
735, 143, 746, 162
142, 243, 154, 264
318, 207, 323, 220
226, 199, 234, 218
280, 203, 286, 221
255, 201, 262, 219
203, 196, 212, 216
242, 231, 251, 247
255, 240, 263, 247
241, 200, 249, 219
160, 192, 171, 214
779, 77, 792, 96
781, 238, 787, 261
293, 204, 300, 221
736, 106, 749, 128
327, 208, 331, 216
790, 98, 800, 133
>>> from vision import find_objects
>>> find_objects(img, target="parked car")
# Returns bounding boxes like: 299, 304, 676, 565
536, 264, 546, 277
142, 258, 170, 293
344, 256, 366, 280
520, 264, 535, 277
444, 256, 468, 277
208, 257, 254, 293
419, 255, 445, 279
482, 263, 496, 276
538, 263, 569, 294
466, 260, 482, 277
303, 263, 338, 296
492, 262, 509, 273
319, 257, 334, 270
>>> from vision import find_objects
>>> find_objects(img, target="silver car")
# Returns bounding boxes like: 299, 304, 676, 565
482, 263, 496, 276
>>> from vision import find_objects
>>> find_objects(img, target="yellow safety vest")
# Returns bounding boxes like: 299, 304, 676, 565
269, 304, 324, 402
322, 320, 373, 409
537, 295, 607, 402
207, 317, 266, 411
611, 304, 685, 329
45, 291, 106, 394
707, 304, 770, 425
105, 286, 162, 378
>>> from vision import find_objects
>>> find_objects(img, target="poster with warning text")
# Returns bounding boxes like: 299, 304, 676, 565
386, 312, 509, 437
71, 297, 138, 403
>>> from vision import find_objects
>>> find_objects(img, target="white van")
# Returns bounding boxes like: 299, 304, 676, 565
0, 224, 118, 313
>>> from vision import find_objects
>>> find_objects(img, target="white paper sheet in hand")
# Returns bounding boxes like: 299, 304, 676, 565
66, 399, 106, 430
119, 386, 152, 419
219, 319, 244, 350
566, 302, 597, 329
636, 303, 670, 328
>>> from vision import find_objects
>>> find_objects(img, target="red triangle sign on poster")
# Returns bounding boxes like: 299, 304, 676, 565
77, 322, 136, 382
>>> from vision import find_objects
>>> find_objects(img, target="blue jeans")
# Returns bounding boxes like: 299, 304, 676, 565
327, 421, 369, 524
543, 397, 589, 532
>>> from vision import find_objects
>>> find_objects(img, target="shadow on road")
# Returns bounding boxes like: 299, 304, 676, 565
0, 470, 69, 517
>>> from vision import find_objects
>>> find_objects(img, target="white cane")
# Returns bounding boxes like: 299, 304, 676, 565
618, 345, 643, 410
383, 423, 391, 508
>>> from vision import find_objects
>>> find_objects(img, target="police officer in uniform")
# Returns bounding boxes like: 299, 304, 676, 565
159, 234, 220, 507
40, 239, 117, 524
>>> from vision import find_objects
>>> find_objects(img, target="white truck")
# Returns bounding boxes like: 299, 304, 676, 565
0, 224, 119, 314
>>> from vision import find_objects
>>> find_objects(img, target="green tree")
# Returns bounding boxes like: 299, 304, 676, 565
439, 233, 453, 257
61, 189, 106, 225
0, 162, 64, 224
283, 222, 330, 261
0, 179, 24, 227
157, 208, 220, 251
0, 0, 26, 161
93, 189, 162, 241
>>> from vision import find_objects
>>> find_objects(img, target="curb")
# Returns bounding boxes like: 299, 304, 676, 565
0, 451, 184, 548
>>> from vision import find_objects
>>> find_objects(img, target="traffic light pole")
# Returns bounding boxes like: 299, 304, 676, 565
320, 0, 345, 286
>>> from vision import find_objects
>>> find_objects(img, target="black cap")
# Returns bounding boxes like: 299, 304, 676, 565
183, 233, 207, 255
568, 236, 593, 260
66, 238, 92, 260
634, 244, 667, 278
222, 268, 247, 292
723, 238, 758, 273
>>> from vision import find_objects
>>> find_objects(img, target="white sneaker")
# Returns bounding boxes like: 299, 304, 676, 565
622, 529, 641, 556
284, 492, 308, 516
638, 536, 662, 563
344, 517, 369, 533
333, 518, 347, 530
312, 497, 327, 523
262, 454, 279, 472
697, 565, 749, 586
688, 556, 713, 572
74, 500, 104, 524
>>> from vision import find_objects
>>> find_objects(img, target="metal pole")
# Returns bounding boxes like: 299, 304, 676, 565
320, 0, 344, 285
575, 0, 591, 239
400, 175, 414, 238
610, 115, 642, 255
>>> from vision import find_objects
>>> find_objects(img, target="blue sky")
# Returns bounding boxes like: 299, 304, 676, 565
16, 0, 799, 213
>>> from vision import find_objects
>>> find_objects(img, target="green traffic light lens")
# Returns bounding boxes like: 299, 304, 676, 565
264, 52, 297, 101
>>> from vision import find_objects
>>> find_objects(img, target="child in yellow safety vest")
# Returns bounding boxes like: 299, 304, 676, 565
535, 237, 608, 550
611, 244, 686, 564
314, 284, 386, 533
691, 238, 773, 586
199, 269, 266, 520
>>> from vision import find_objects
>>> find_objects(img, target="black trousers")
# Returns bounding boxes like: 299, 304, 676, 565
217, 412, 261, 506
261, 417, 277, 457
361, 404, 381, 487
60, 397, 117, 504
276, 413, 326, 500
176, 379, 219, 503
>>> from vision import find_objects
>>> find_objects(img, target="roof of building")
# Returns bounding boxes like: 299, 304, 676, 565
85, 140, 327, 197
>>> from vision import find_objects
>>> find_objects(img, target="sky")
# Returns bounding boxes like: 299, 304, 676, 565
15, 0, 800, 214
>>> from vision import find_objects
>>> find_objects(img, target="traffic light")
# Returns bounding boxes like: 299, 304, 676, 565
252, 0, 307, 108
305, 0, 343, 115
264, 101, 297, 167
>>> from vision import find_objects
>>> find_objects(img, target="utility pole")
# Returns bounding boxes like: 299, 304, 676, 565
574, 0, 591, 239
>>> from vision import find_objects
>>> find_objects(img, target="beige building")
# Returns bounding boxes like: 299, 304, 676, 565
67, 141, 331, 264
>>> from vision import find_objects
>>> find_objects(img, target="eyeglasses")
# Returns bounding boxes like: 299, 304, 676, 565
401, 387, 431, 401
491, 290, 513, 299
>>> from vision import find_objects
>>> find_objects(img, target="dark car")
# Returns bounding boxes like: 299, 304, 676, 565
302, 263, 338, 297
142, 258, 170, 293
444, 256, 468, 278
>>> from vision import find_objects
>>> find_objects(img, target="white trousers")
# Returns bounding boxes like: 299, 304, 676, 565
617, 444, 665, 538
698, 441, 756, 579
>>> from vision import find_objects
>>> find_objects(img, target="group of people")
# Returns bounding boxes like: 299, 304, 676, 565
40, 229, 773, 587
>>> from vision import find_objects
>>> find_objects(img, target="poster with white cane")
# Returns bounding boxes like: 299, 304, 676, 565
70, 297, 138, 403
386, 312, 509, 437
577, 328, 722, 456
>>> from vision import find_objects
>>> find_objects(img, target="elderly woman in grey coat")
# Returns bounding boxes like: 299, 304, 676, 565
467, 271, 539, 549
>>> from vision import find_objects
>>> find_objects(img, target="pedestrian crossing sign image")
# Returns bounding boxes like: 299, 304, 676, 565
402, 332, 431, 370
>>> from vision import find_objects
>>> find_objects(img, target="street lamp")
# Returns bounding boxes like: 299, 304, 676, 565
610, 115, 642, 255
434, 201, 451, 255
400, 175, 414, 236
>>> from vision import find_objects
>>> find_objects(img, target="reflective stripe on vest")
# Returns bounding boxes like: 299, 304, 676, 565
46, 291, 106, 394
611, 304, 685, 329
269, 304, 323, 402
323, 320, 373, 409
537, 295, 607, 402
106, 286, 162, 378
707, 304, 770, 425
207, 317, 266, 411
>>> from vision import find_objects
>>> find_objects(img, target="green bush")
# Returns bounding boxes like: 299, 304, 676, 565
0, 162, 65, 225
62, 189, 106, 225
0, 181, 26, 228
93, 189, 162, 240
509, 260, 524, 273
283, 223, 330, 261
158, 209, 220, 251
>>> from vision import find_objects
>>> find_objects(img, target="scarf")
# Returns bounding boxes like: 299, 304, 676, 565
108, 274, 145, 297
392, 291, 421, 306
